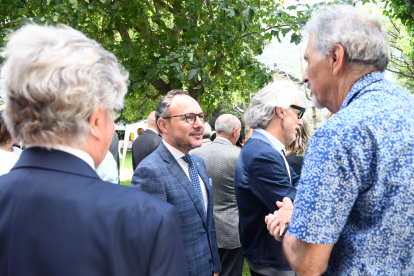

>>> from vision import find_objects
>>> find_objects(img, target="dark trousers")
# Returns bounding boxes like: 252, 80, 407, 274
218, 247, 244, 276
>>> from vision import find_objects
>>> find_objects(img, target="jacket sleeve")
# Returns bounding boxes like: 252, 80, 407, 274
250, 151, 297, 212
130, 165, 167, 202
290, 167, 300, 188
148, 204, 189, 276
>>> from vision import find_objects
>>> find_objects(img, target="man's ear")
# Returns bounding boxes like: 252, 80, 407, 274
88, 108, 105, 141
157, 118, 169, 134
331, 44, 346, 76
276, 107, 285, 119
231, 127, 238, 139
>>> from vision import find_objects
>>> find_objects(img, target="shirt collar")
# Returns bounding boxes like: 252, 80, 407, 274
25, 144, 95, 169
162, 140, 186, 160
255, 128, 286, 152
340, 71, 384, 111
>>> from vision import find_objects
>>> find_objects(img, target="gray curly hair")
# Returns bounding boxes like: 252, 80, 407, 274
1, 24, 129, 148
245, 80, 302, 129
305, 4, 390, 71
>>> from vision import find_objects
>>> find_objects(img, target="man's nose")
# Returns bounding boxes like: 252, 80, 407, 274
193, 115, 204, 127
303, 68, 309, 83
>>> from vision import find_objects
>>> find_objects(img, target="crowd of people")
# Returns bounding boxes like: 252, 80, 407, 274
0, 4, 413, 276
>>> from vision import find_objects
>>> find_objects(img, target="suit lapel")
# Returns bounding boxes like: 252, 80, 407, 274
158, 143, 207, 226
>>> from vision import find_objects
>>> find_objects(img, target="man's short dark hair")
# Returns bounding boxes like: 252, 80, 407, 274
155, 90, 190, 133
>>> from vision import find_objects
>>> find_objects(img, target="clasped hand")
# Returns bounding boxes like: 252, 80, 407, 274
265, 197, 294, 242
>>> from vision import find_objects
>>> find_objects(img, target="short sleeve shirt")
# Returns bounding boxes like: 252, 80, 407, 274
289, 72, 414, 275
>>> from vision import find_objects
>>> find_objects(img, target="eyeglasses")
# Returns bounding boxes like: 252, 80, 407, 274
163, 113, 208, 124
290, 105, 306, 119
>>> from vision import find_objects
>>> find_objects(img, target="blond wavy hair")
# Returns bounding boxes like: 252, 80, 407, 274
286, 119, 311, 157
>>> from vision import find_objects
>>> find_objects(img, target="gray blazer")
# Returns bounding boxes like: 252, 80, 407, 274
195, 137, 241, 249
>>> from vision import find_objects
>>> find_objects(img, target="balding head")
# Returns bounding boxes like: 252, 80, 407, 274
147, 111, 159, 133
215, 114, 241, 145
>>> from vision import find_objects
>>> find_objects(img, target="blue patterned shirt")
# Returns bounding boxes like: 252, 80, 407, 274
290, 72, 414, 275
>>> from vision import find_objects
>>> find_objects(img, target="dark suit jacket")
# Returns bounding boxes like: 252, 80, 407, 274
0, 147, 188, 276
195, 138, 241, 250
234, 131, 299, 270
132, 129, 162, 171
131, 142, 222, 276
286, 153, 304, 177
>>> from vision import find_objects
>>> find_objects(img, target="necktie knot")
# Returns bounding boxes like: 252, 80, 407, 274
182, 154, 193, 166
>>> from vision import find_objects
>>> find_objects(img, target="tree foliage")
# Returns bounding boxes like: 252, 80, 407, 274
386, 16, 414, 92
0, 0, 313, 119
377, 0, 414, 58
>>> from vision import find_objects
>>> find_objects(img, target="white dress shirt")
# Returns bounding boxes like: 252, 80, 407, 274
163, 140, 208, 210
26, 144, 95, 169
255, 129, 291, 182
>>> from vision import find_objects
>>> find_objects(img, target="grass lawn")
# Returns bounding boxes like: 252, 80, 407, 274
118, 149, 251, 275
119, 149, 133, 187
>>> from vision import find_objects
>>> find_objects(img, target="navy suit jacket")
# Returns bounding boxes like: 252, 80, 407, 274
234, 131, 299, 270
131, 142, 222, 276
0, 147, 188, 276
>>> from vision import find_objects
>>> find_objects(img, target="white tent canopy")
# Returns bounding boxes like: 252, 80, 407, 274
120, 120, 148, 170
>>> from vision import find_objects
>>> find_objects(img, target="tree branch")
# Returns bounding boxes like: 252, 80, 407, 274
145, 91, 162, 99
210, 53, 224, 76
386, 68, 414, 80
240, 24, 289, 39
153, 0, 177, 14
115, 16, 131, 40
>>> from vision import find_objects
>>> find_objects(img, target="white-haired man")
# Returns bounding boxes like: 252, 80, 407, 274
195, 114, 243, 276
266, 5, 414, 275
234, 80, 304, 276
0, 24, 187, 276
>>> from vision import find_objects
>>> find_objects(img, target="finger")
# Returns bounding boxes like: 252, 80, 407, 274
269, 218, 280, 233
276, 201, 284, 208
283, 197, 293, 207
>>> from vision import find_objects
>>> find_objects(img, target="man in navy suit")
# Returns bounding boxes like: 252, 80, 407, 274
234, 80, 304, 276
131, 90, 222, 276
0, 24, 187, 276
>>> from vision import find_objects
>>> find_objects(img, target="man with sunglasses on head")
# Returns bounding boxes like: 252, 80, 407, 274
131, 90, 222, 276
234, 80, 304, 276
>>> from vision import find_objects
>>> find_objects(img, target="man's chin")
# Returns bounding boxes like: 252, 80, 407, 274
311, 94, 325, 109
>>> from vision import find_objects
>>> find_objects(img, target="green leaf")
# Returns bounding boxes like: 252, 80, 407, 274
112, 3, 119, 10
222, 8, 235, 17
69, 0, 77, 9
290, 33, 301, 45
242, 8, 254, 23
18, 7, 28, 15
188, 69, 197, 80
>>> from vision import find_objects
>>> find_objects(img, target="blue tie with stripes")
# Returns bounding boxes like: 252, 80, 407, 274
182, 154, 206, 217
